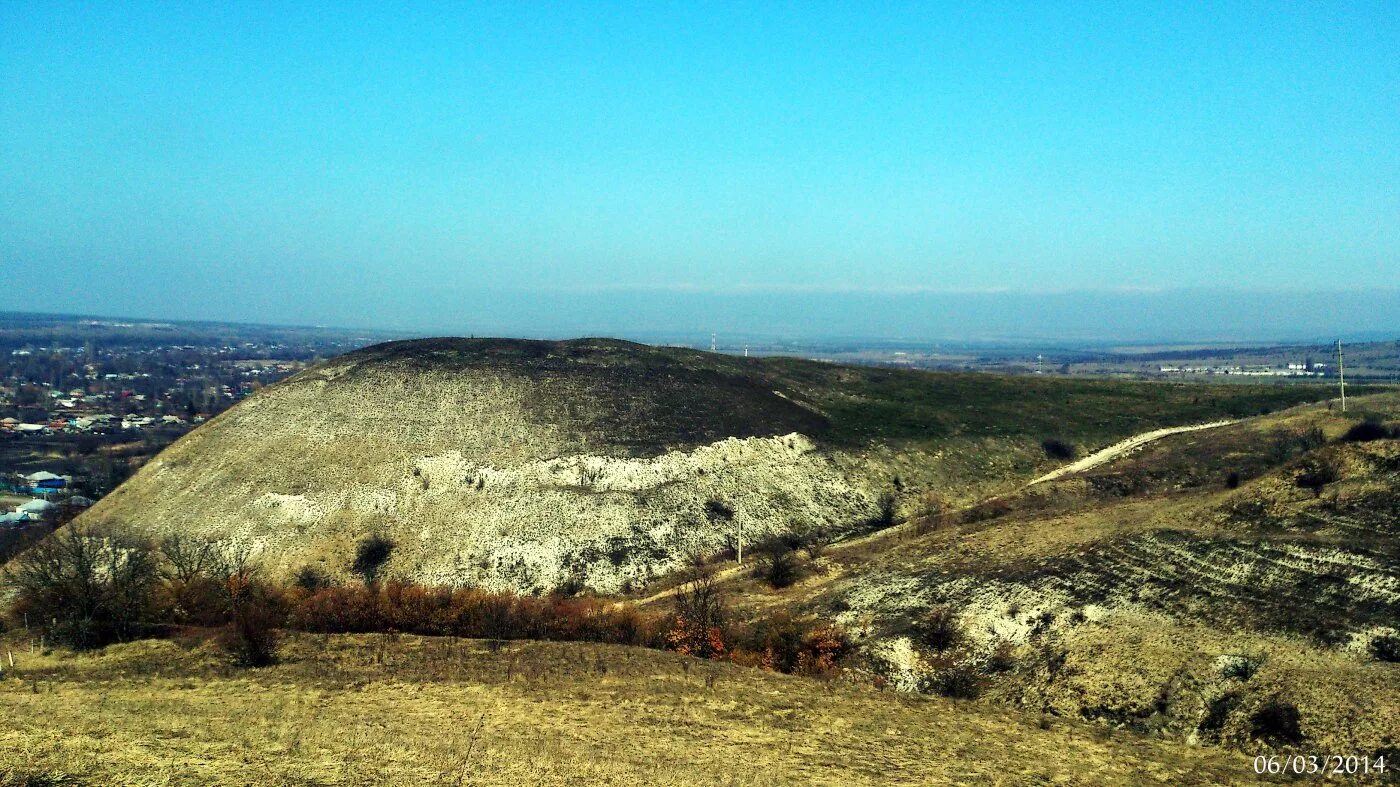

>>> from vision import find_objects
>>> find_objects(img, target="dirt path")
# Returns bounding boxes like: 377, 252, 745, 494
1026, 419, 1236, 486
633, 418, 1239, 608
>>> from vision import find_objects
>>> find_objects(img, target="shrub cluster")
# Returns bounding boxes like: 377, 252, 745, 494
1268, 426, 1326, 464
289, 582, 663, 647
6, 532, 852, 679
729, 613, 848, 676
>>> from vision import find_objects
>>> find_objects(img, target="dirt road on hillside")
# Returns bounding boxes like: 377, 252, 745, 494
633, 418, 1239, 608
1026, 420, 1236, 486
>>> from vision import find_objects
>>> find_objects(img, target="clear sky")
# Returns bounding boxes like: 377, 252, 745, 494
2, 2, 1397, 338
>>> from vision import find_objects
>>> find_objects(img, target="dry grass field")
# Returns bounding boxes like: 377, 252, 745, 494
0, 633, 1279, 786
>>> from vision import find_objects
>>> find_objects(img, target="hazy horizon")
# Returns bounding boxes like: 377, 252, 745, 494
5, 287, 1398, 347
3, 4, 1397, 340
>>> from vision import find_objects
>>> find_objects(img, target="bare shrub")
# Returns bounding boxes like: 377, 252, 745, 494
1219, 653, 1265, 681
1268, 426, 1326, 464
1342, 418, 1393, 443
155, 535, 227, 626
986, 641, 1017, 673
8, 525, 159, 649
220, 577, 283, 668
1295, 456, 1342, 497
754, 538, 799, 589
1041, 437, 1077, 460
867, 492, 898, 529
915, 606, 964, 652
667, 559, 727, 658
293, 565, 332, 592
796, 522, 834, 559
731, 613, 848, 676
1249, 698, 1304, 746
923, 664, 983, 699
351, 534, 395, 585
961, 498, 1012, 524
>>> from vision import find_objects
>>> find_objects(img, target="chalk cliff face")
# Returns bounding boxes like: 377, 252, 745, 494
73, 337, 1323, 593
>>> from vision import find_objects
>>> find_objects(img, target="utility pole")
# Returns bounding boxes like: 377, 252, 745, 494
1337, 339, 1346, 413
709, 332, 716, 353
736, 518, 743, 565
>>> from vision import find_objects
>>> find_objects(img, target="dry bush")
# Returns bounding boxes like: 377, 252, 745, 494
868, 493, 898, 529
1268, 426, 1326, 464
753, 538, 800, 589
1342, 418, 1394, 443
667, 559, 728, 658
960, 498, 1012, 524
286, 581, 662, 648
1295, 456, 1342, 497
7, 525, 160, 649
915, 606, 964, 652
929, 665, 983, 699
351, 534, 395, 585
219, 577, 284, 667
1370, 633, 1400, 663
796, 522, 835, 559
1041, 437, 1077, 460
731, 613, 848, 676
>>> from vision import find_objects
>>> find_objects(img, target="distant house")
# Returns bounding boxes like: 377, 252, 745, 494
0, 512, 27, 528
1, 417, 18, 430
25, 471, 69, 493
17, 499, 56, 515
64, 495, 95, 508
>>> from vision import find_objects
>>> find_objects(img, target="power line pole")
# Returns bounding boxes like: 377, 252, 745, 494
1337, 339, 1346, 413
709, 332, 716, 353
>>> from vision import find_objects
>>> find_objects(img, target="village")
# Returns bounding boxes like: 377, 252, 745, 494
0, 315, 377, 540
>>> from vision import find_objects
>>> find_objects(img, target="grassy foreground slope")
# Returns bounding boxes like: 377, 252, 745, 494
0, 633, 1278, 786
73, 338, 1326, 593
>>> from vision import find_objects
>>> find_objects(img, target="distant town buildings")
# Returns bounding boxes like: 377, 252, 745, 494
1156, 361, 1327, 377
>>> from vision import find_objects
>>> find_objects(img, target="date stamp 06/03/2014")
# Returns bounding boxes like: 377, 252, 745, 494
1252, 754, 1388, 778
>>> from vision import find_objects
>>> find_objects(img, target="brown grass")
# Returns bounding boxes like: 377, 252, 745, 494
0, 633, 1275, 785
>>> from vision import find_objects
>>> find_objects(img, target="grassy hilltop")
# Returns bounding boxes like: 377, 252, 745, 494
73, 338, 1325, 593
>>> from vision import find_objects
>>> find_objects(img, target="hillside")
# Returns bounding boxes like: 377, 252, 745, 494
0, 632, 1280, 785
68, 338, 1328, 594
695, 392, 1400, 758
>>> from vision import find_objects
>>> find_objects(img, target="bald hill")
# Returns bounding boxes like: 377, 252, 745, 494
76, 338, 1323, 593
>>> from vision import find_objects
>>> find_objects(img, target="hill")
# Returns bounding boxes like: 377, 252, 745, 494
691, 391, 1400, 758
74, 338, 1326, 592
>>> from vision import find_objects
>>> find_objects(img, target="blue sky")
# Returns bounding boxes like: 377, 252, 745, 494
2, 3, 1397, 338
